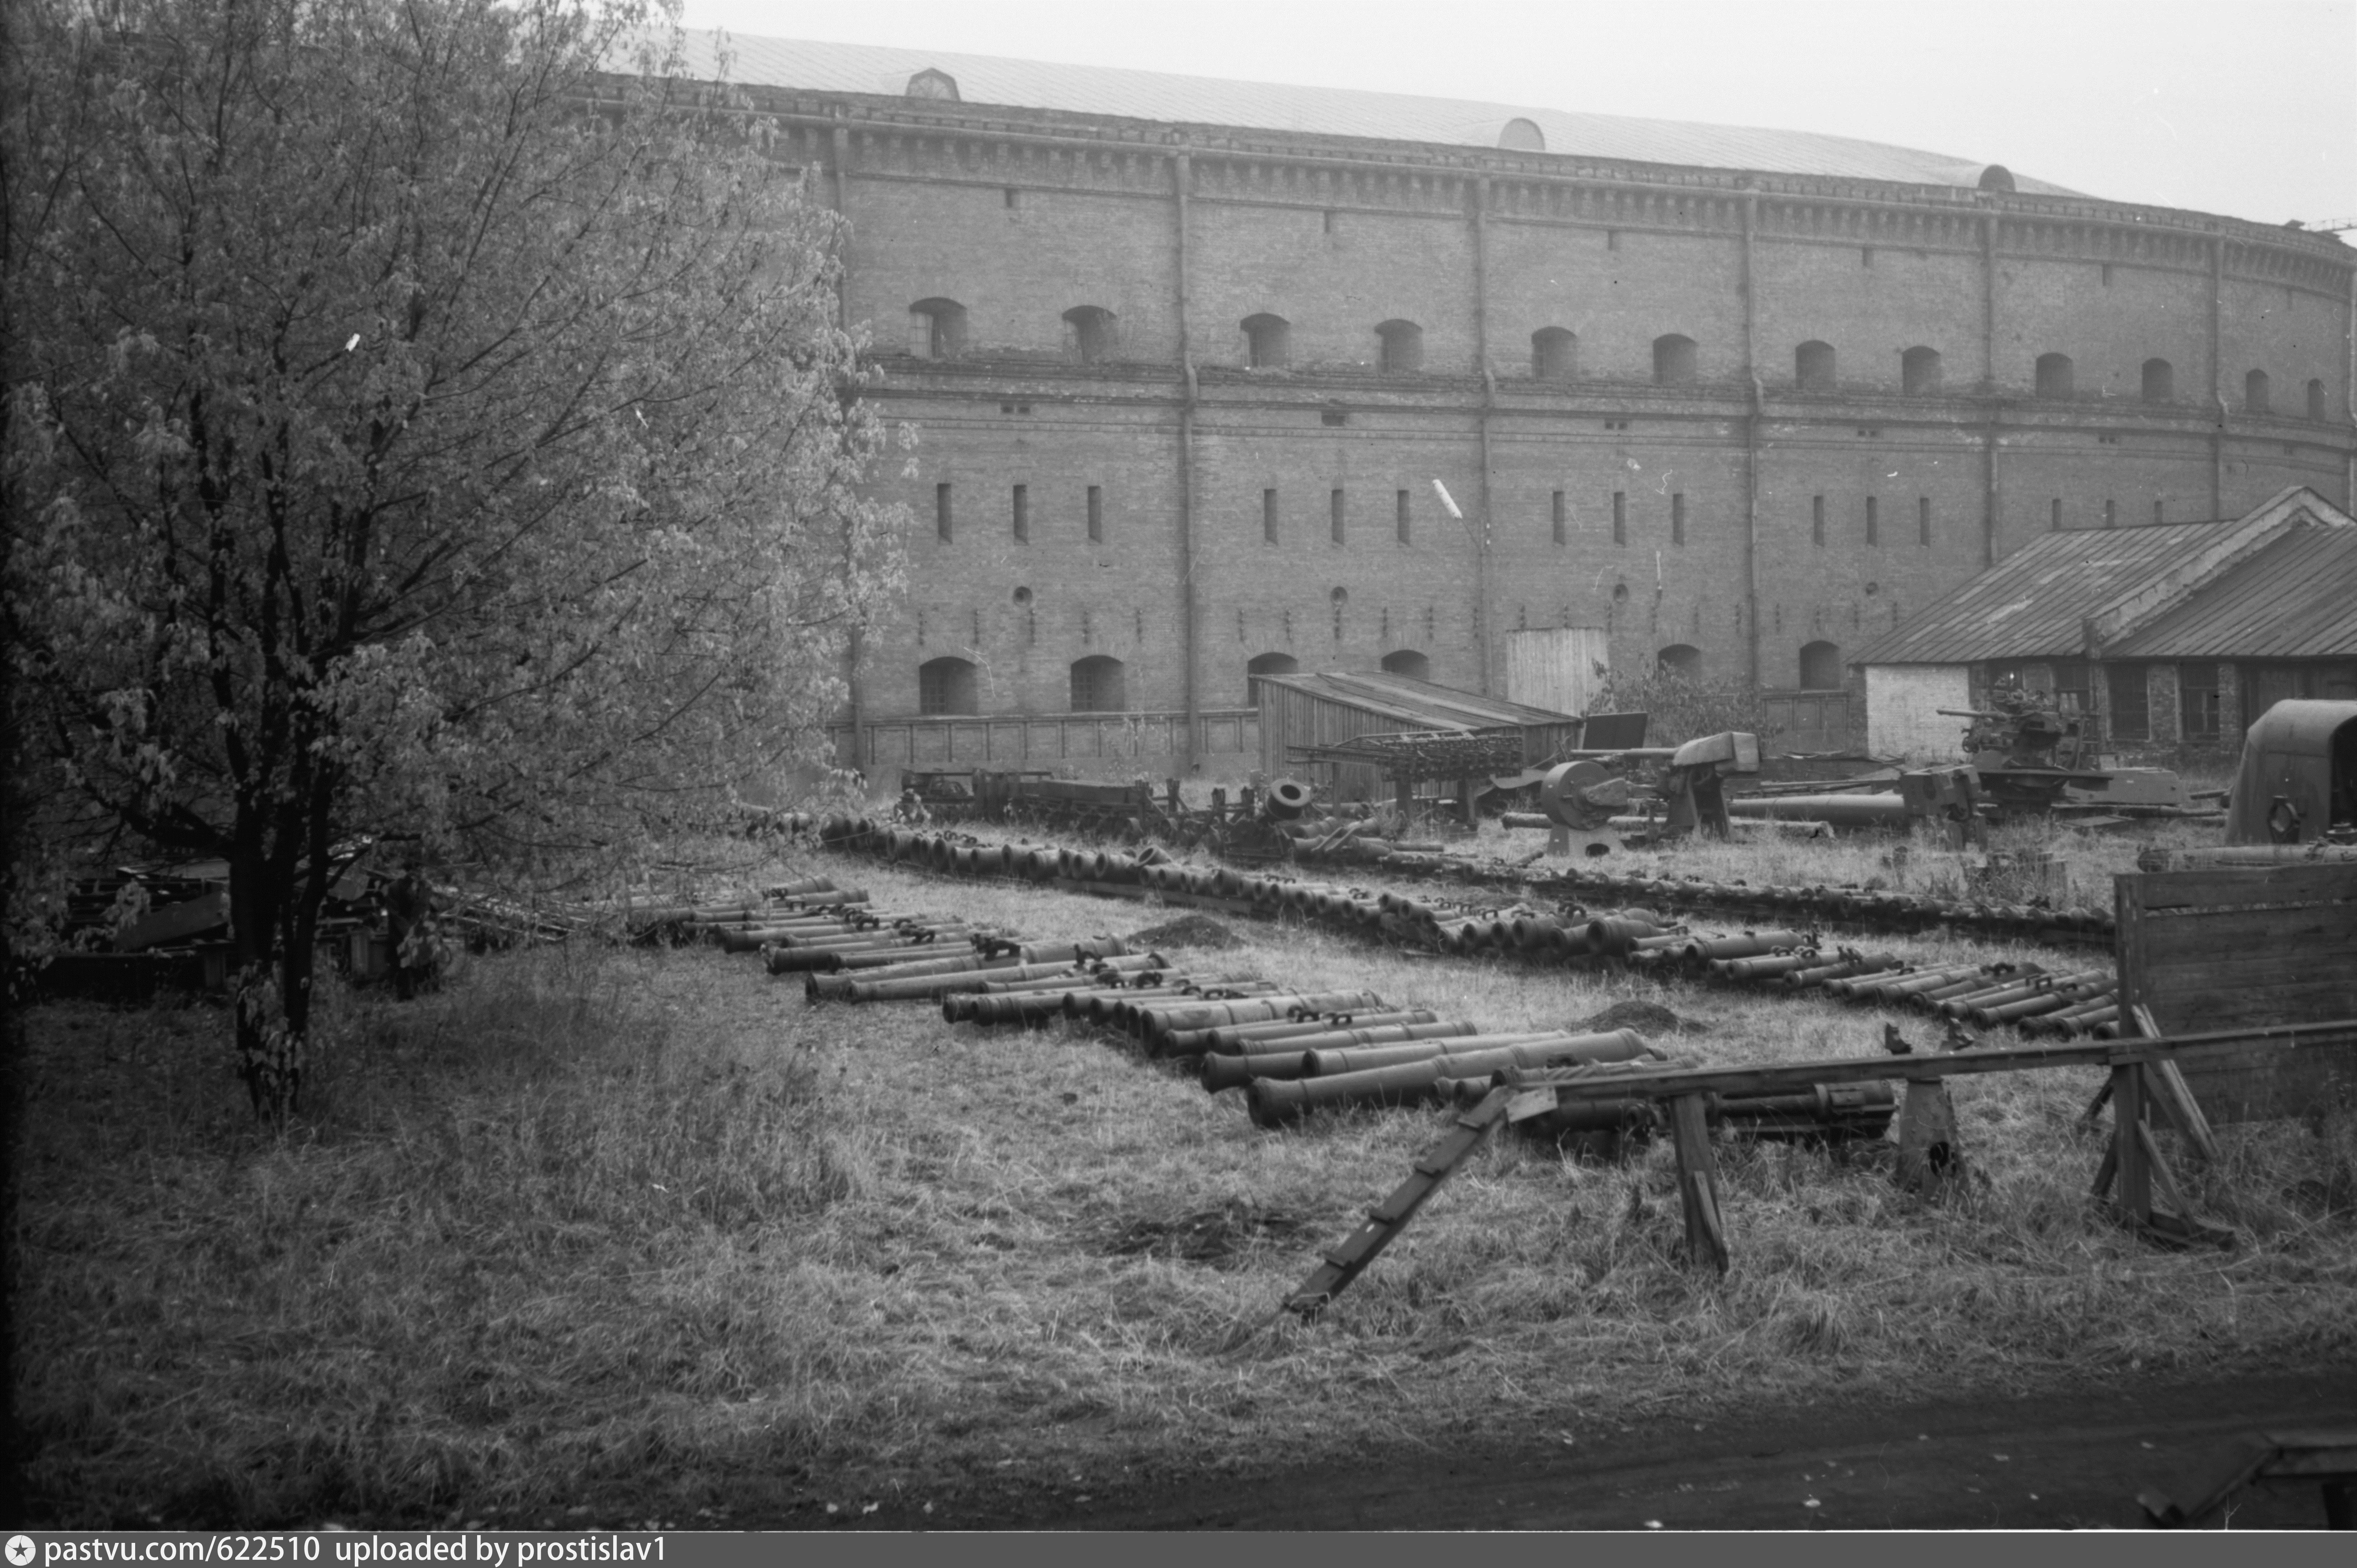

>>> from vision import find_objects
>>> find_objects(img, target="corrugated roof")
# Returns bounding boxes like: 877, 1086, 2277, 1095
2106, 522, 2357, 660
1852, 523, 2225, 665
663, 32, 2077, 194
1252, 669, 1577, 729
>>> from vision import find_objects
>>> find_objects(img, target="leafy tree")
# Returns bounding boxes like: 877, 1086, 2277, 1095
3, 0, 906, 1116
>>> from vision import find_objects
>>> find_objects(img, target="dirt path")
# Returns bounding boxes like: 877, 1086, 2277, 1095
921, 1370, 2357, 1531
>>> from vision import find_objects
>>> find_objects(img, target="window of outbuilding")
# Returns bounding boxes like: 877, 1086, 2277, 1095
1070, 655, 1126, 713
1532, 327, 1578, 382
2179, 662, 2221, 740
2142, 358, 2174, 403
1377, 320, 1424, 374
1796, 341, 1836, 393
1901, 346, 1942, 395
918, 656, 979, 716
1799, 641, 1843, 690
1063, 305, 1115, 364
1381, 649, 1431, 681
2036, 353, 2074, 399
1243, 314, 1289, 369
2107, 664, 2150, 742
1653, 334, 1698, 386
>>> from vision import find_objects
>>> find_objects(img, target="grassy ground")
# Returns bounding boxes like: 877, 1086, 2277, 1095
12, 835, 2355, 1528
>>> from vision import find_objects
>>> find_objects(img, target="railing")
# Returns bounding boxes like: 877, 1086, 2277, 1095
830, 708, 1260, 774
1757, 689, 1856, 755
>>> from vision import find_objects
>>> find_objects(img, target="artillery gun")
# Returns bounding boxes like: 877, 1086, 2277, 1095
1936, 685, 2188, 818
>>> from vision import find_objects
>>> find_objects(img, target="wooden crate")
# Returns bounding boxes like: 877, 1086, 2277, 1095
2115, 861, 2357, 1122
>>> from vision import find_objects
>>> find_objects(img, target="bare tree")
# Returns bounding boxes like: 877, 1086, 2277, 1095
3, 0, 907, 1116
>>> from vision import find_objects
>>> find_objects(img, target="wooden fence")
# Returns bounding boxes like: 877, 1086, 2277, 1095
831, 707, 1260, 778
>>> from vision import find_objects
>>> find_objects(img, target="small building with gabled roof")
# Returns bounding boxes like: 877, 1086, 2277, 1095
1851, 487, 2357, 761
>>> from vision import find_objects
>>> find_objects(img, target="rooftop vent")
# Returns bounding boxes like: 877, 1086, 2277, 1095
1977, 164, 2015, 193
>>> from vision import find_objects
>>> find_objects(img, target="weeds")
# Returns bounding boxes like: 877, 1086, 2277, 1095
13, 842, 2356, 1526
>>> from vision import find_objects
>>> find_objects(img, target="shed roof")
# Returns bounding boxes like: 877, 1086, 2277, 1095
663, 32, 2076, 193
1855, 486, 2357, 666
2106, 522, 2357, 660
1251, 669, 1577, 730
1852, 524, 2221, 665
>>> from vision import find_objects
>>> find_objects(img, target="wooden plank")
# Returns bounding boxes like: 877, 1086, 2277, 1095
1670, 1094, 1730, 1273
1509, 1020, 2357, 1105
2119, 862, 2357, 911
2114, 1065, 2150, 1226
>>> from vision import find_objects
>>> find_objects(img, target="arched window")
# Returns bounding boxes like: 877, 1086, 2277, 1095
1656, 644, 1703, 679
2036, 353, 2074, 399
1901, 346, 1943, 395
1377, 320, 1424, 374
1245, 652, 1298, 702
2246, 369, 2271, 414
918, 656, 978, 716
1497, 117, 1545, 152
1798, 642, 1843, 691
2309, 379, 2328, 422
908, 298, 966, 360
1795, 341, 1836, 392
1531, 327, 1578, 382
1069, 655, 1127, 712
1380, 649, 1430, 682
1062, 305, 1115, 365
1653, 334, 1698, 386
2142, 358, 2175, 403
905, 68, 960, 101
1977, 164, 2015, 193
1242, 313, 1289, 369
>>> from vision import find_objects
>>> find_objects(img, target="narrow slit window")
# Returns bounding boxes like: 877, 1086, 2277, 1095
1671, 493, 1686, 547
1395, 489, 1411, 544
2052, 498, 2063, 532
1612, 491, 1627, 546
1011, 483, 1027, 543
1865, 496, 1878, 547
1331, 488, 1346, 545
1086, 484, 1103, 543
2153, 500, 2164, 525
1918, 496, 1931, 547
2104, 499, 2117, 529
936, 482, 953, 543
1263, 488, 1279, 544
1551, 490, 1567, 546
1812, 495, 1826, 547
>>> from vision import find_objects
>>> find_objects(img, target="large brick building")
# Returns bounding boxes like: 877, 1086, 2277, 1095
673, 34, 2357, 773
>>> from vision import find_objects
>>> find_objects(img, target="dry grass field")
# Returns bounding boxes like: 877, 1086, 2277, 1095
13, 828, 2356, 1528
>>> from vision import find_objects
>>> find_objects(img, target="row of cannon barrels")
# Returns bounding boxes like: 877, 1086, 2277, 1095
1622, 930, 2125, 1036
625, 877, 865, 942
796, 810, 2110, 952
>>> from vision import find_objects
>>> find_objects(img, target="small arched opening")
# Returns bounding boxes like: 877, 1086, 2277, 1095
1798, 641, 1843, 691
918, 656, 979, 716
909, 298, 967, 360
1795, 340, 1836, 392
1531, 327, 1578, 382
1062, 305, 1115, 365
2036, 353, 2074, 400
1901, 346, 1943, 395
1497, 117, 1546, 152
1977, 164, 2016, 193
2142, 358, 2175, 403
1242, 313, 1289, 369
1380, 649, 1431, 682
2246, 369, 2271, 414
1653, 334, 1698, 386
1069, 655, 1127, 713
1656, 644, 1703, 680
1245, 652, 1298, 703
1376, 320, 1424, 374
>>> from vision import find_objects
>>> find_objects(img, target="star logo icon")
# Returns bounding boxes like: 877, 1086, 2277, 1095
6, 1535, 37, 1567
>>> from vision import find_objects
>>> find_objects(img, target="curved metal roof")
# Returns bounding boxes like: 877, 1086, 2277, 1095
666, 32, 2077, 194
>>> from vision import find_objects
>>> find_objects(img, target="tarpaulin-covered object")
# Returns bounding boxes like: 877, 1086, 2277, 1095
2225, 700, 2357, 845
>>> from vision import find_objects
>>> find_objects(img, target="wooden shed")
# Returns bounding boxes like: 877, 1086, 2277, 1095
1249, 669, 1584, 802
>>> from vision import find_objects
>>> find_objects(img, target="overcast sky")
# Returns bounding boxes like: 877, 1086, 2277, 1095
670, 0, 2354, 237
